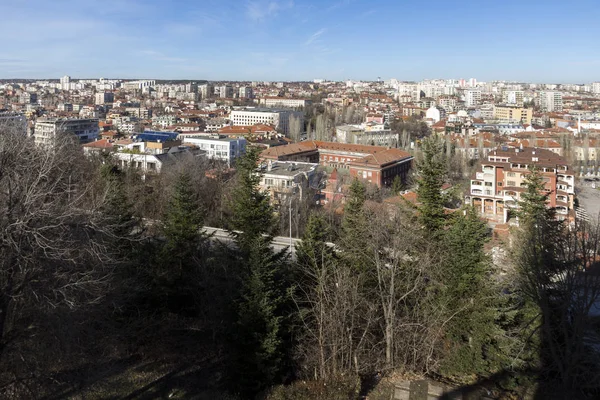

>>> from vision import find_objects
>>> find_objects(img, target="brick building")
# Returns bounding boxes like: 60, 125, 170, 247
466, 146, 575, 223
260, 140, 413, 188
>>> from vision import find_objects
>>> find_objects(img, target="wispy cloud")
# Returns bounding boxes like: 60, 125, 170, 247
304, 28, 326, 45
245, 0, 294, 22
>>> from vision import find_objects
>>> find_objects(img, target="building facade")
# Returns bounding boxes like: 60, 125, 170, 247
230, 108, 304, 134
260, 141, 413, 188
181, 135, 246, 166
466, 147, 575, 223
493, 105, 533, 125
34, 118, 99, 145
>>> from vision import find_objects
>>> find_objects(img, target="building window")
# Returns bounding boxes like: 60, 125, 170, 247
507, 172, 515, 177
507, 180, 515, 186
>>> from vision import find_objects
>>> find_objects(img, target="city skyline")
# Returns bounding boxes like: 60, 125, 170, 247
1, 0, 599, 82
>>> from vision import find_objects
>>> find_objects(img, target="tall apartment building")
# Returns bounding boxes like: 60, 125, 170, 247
493, 105, 533, 125
0, 110, 27, 135
467, 147, 575, 223
239, 86, 253, 98
199, 84, 213, 99
464, 89, 482, 107
592, 82, 600, 94
230, 108, 304, 134
60, 75, 71, 91
19, 92, 37, 104
502, 90, 524, 106
539, 91, 563, 112
95, 92, 115, 105
34, 118, 99, 146
218, 85, 233, 98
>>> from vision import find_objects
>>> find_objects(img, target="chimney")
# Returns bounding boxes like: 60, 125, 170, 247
267, 160, 272, 171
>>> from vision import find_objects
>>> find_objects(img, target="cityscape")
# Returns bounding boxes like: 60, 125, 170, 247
3, 1, 600, 400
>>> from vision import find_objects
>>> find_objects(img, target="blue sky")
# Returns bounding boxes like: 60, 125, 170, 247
1, 0, 599, 82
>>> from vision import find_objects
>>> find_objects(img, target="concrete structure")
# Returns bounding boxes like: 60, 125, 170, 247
199, 84, 213, 99
0, 110, 27, 135
259, 161, 318, 206
230, 108, 304, 135
122, 80, 155, 90
218, 85, 233, 98
493, 105, 533, 125
181, 134, 246, 166
336, 125, 398, 146
34, 118, 99, 146
592, 82, 600, 94
238, 86, 253, 98
261, 141, 413, 188
502, 90, 524, 106
95, 92, 114, 105
426, 106, 445, 123
60, 75, 71, 91
259, 97, 311, 108
539, 91, 563, 112
464, 89, 481, 108
466, 147, 575, 223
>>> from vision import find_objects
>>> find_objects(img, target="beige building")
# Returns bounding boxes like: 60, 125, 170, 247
493, 105, 533, 125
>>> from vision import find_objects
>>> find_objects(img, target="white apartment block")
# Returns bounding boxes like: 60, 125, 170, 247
464, 89, 482, 108
230, 108, 304, 134
181, 135, 247, 166
539, 91, 563, 112
239, 86, 253, 98
259, 97, 311, 108
199, 84, 213, 99
34, 118, 99, 146
592, 82, 600, 94
95, 92, 114, 105
122, 80, 155, 90
502, 90, 524, 106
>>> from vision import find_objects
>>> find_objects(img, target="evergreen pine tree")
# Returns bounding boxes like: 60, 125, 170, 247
228, 147, 276, 253
416, 136, 447, 234
160, 171, 205, 279
438, 207, 500, 378
391, 175, 403, 195
227, 147, 290, 395
339, 179, 371, 271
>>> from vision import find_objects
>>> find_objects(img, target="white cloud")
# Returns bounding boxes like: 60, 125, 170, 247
245, 0, 294, 22
304, 28, 326, 45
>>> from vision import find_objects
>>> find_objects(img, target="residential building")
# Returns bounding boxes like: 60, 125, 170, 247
239, 86, 253, 98
181, 134, 246, 166
259, 161, 318, 206
466, 147, 575, 223
230, 108, 304, 134
199, 84, 213, 99
335, 124, 398, 146
539, 91, 563, 112
0, 110, 27, 135
502, 90, 524, 106
259, 97, 311, 108
60, 75, 71, 91
19, 92, 37, 104
493, 105, 533, 125
218, 85, 233, 98
464, 89, 482, 108
592, 82, 600, 94
34, 118, 99, 145
95, 92, 114, 105
122, 80, 155, 90
260, 141, 413, 188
